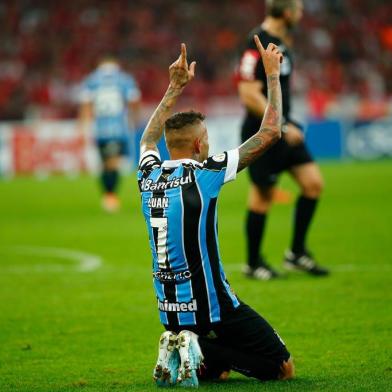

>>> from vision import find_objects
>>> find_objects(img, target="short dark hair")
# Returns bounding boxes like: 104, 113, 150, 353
266, 0, 296, 18
165, 111, 205, 132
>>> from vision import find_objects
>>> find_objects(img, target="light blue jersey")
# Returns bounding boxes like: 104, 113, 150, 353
80, 63, 141, 141
138, 149, 240, 328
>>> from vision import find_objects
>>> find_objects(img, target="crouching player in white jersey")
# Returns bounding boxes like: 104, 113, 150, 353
138, 40, 294, 387
79, 57, 141, 212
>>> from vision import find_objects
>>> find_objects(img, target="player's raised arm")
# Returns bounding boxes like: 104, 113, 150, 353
237, 36, 283, 172
140, 43, 196, 155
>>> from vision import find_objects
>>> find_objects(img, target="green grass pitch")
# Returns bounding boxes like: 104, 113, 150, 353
1, 160, 391, 391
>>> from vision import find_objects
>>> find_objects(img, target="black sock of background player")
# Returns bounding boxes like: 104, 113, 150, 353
101, 170, 119, 194
291, 196, 318, 254
246, 211, 267, 268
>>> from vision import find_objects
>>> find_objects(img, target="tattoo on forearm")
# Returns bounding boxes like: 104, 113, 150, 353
141, 85, 183, 150
237, 74, 282, 172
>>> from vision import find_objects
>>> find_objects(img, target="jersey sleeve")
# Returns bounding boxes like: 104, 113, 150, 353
124, 75, 141, 102
138, 150, 161, 174
197, 149, 239, 197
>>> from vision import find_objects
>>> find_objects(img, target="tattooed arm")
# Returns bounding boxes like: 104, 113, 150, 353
237, 74, 282, 171
237, 37, 283, 172
140, 44, 196, 155
140, 85, 183, 154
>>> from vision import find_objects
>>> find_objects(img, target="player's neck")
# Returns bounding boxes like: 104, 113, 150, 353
262, 17, 289, 42
169, 150, 202, 163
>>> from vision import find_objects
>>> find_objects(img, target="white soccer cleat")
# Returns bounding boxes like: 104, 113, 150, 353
176, 330, 204, 388
153, 331, 179, 387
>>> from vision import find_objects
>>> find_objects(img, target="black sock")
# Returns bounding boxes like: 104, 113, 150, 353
291, 196, 319, 254
246, 211, 267, 268
101, 170, 119, 193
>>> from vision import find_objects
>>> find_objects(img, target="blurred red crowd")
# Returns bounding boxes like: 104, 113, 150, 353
295, 0, 392, 119
0, 0, 390, 120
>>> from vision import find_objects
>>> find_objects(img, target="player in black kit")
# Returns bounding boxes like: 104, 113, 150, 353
237, 0, 329, 280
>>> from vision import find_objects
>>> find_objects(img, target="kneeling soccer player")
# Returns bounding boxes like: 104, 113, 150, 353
137, 39, 294, 387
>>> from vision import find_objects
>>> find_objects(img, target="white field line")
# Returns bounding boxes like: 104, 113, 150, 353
0, 246, 102, 273
75, 263, 392, 274
0, 247, 389, 274
223, 263, 392, 273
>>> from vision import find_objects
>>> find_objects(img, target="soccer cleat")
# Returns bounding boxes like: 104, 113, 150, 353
243, 259, 280, 280
102, 193, 120, 212
283, 250, 329, 276
176, 330, 204, 388
153, 331, 179, 387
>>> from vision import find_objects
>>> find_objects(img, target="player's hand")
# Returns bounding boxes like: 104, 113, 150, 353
254, 35, 283, 77
169, 43, 196, 89
283, 123, 304, 146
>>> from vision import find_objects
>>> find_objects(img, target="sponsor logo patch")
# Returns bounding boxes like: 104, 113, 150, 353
212, 153, 225, 163
158, 299, 197, 312
153, 269, 192, 282
140, 172, 193, 191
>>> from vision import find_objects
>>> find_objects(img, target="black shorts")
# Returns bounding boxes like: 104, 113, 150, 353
96, 139, 128, 161
241, 126, 314, 188
165, 302, 290, 381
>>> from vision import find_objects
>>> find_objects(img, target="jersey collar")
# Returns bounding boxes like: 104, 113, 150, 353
162, 158, 201, 167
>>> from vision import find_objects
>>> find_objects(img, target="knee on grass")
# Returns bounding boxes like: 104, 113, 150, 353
278, 357, 295, 380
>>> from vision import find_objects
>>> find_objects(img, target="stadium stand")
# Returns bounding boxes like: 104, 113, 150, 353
0, 0, 390, 120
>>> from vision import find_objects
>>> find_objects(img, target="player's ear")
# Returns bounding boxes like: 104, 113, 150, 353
194, 138, 201, 154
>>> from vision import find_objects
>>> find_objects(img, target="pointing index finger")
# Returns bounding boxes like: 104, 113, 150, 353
254, 35, 265, 55
180, 43, 187, 66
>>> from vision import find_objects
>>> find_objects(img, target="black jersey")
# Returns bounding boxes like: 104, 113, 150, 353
238, 27, 293, 138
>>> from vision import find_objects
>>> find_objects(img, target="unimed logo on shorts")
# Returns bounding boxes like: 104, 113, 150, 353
158, 299, 197, 312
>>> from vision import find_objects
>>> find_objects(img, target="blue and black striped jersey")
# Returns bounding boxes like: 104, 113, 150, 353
138, 149, 240, 328
79, 63, 141, 140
